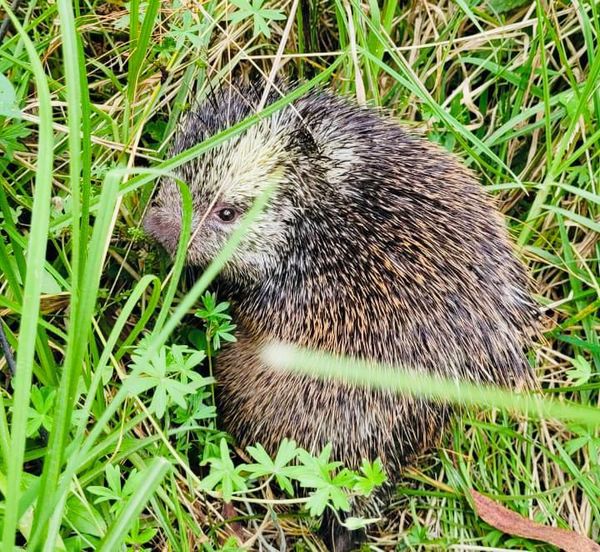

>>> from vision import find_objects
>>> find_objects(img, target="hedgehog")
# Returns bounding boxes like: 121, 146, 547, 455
144, 80, 538, 551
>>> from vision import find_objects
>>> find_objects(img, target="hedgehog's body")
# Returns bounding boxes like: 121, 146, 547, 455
145, 81, 537, 551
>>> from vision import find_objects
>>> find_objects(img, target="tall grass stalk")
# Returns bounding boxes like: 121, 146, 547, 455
27, 0, 88, 543
29, 173, 121, 547
0, 2, 54, 549
263, 344, 600, 426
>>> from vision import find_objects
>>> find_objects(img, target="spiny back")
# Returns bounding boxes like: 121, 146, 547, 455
161, 81, 539, 385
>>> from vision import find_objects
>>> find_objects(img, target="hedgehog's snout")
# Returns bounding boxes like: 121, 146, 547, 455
143, 205, 181, 254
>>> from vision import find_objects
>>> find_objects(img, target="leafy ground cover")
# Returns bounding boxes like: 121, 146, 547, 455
0, 0, 598, 550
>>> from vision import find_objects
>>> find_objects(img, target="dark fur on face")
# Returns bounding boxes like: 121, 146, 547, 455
145, 80, 539, 551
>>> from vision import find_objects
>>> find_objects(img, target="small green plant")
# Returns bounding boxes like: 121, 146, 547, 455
0, 73, 21, 118
167, 10, 208, 50
200, 437, 387, 521
126, 342, 212, 419
0, 71, 28, 160
26, 386, 55, 437
88, 464, 145, 515
228, 0, 285, 38
245, 438, 300, 495
200, 438, 249, 501
566, 355, 593, 386
0, 120, 29, 160
114, 1, 148, 31
195, 291, 237, 353
564, 425, 600, 461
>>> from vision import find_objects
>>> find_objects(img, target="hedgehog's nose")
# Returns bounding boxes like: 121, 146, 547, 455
143, 206, 181, 253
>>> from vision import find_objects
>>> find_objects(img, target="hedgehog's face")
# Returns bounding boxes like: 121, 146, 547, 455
144, 120, 304, 284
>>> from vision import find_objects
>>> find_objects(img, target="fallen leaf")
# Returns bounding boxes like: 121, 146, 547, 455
470, 489, 600, 552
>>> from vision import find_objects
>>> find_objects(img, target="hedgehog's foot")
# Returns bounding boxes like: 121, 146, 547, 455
320, 510, 366, 552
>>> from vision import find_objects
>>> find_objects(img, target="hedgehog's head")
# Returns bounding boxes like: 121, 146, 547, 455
144, 82, 333, 285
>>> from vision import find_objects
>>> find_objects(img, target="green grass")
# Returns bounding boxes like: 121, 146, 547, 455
0, 0, 599, 550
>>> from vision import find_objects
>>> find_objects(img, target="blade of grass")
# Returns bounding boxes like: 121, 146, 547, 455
544, 205, 600, 234
125, 0, 160, 142
263, 343, 600, 427
29, 171, 121, 547
57, 0, 85, 296
0, 391, 10, 468
0, 1, 54, 549
536, 0, 553, 178
517, 15, 600, 246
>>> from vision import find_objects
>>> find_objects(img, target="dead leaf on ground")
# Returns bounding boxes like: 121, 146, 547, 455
470, 489, 600, 552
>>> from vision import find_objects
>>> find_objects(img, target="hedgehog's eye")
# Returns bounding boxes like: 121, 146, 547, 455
216, 207, 237, 223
